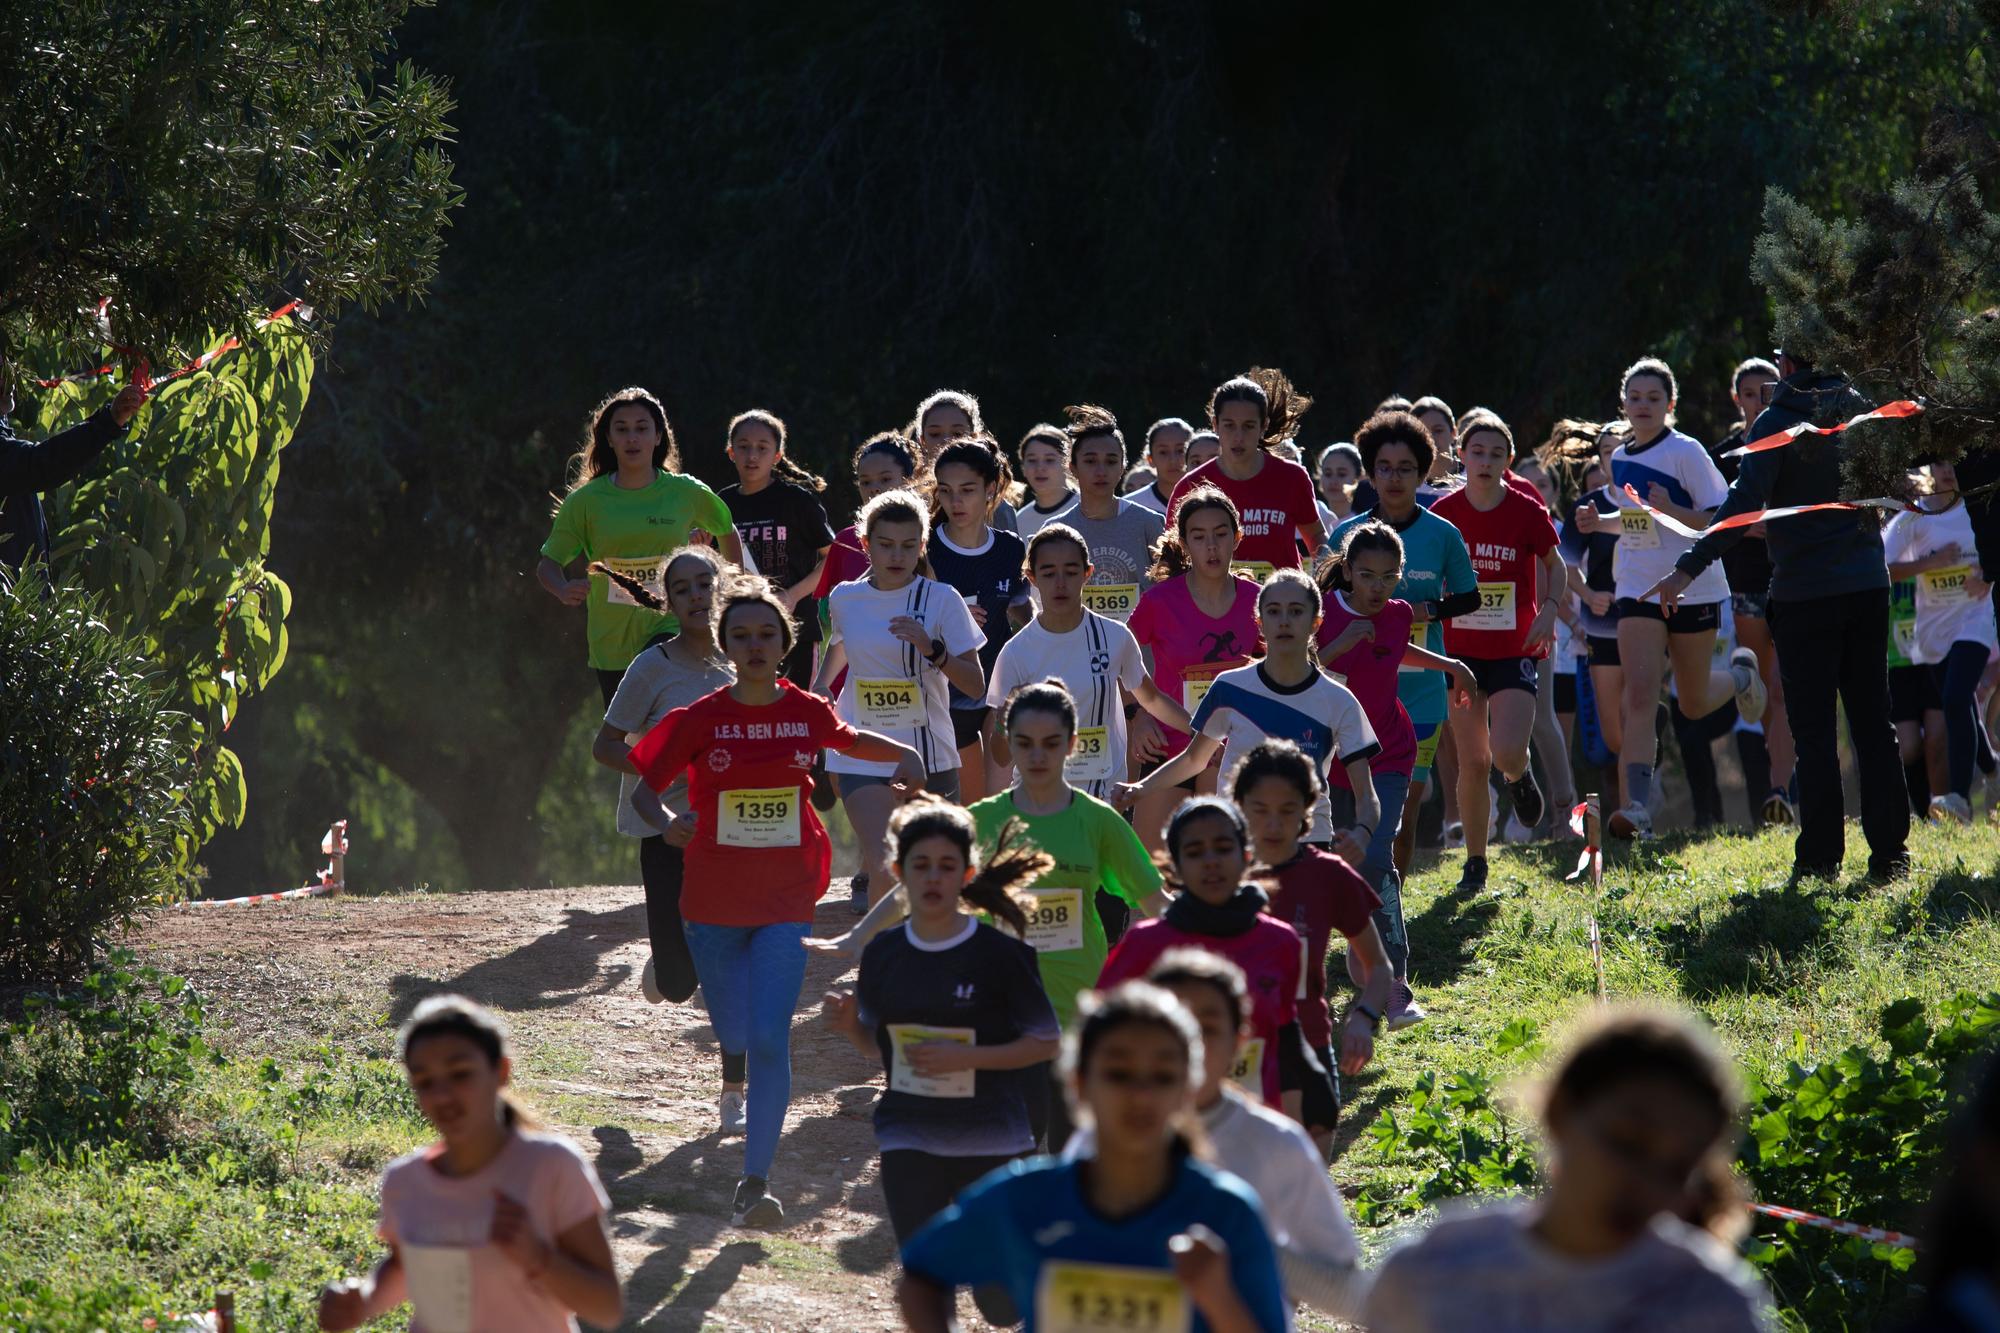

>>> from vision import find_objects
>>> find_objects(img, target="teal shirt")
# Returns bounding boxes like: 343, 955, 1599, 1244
1332, 507, 1476, 724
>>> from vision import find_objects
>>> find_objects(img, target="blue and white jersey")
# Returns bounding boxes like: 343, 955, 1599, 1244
1608, 428, 1731, 607
1190, 661, 1379, 843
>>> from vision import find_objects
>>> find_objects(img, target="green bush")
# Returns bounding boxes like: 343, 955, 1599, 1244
0, 585, 192, 983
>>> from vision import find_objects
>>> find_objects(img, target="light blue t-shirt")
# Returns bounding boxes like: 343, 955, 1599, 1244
1332, 507, 1475, 724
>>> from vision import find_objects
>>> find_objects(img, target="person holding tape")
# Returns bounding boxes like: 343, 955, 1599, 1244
538, 387, 742, 704
1168, 368, 1326, 581
629, 578, 927, 1228
1648, 348, 1910, 883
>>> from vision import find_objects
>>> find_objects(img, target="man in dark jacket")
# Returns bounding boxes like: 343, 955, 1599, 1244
1647, 350, 1909, 883
0, 355, 145, 571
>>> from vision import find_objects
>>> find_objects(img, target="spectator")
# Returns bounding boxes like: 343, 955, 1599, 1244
0, 358, 146, 573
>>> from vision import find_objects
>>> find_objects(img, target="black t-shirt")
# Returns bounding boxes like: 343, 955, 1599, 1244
721, 481, 836, 643
929, 526, 1028, 709
855, 917, 1058, 1156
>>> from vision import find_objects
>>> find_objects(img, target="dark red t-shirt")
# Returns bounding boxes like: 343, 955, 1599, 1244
1168, 455, 1321, 575
1265, 848, 1381, 1049
1430, 486, 1558, 660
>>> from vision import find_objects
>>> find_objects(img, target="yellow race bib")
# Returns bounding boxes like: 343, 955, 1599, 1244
1459, 581, 1517, 632
1893, 617, 1919, 660
886, 1024, 976, 1099
1038, 1263, 1191, 1333
855, 677, 925, 729
1230, 560, 1277, 584
1012, 886, 1086, 952
1618, 509, 1660, 550
716, 787, 801, 848
1923, 564, 1974, 605
1228, 1036, 1267, 1093
1399, 618, 1429, 673
1081, 583, 1140, 621
599, 554, 666, 608
1065, 725, 1115, 782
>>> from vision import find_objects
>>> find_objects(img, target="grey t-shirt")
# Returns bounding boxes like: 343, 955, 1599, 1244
1050, 496, 1167, 606
604, 642, 733, 835
1360, 1201, 1774, 1333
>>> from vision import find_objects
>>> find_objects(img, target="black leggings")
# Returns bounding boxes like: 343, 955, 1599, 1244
881, 1149, 1020, 1325
1933, 640, 1990, 799
1025, 1063, 1075, 1154
640, 836, 744, 1083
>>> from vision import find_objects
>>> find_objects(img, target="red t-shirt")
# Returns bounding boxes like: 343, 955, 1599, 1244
1315, 594, 1417, 781
1167, 455, 1320, 575
629, 681, 858, 926
1265, 848, 1381, 1048
1096, 912, 1304, 1108
1430, 486, 1558, 661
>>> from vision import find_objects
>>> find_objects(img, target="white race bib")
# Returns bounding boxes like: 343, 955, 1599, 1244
1923, 564, 1974, 606
887, 1024, 976, 1098
717, 787, 801, 848
1037, 1263, 1191, 1333
1458, 582, 1517, 632
600, 555, 666, 608
1618, 509, 1660, 550
1081, 583, 1139, 622
856, 677, 925, 729
1013, 886, 1086, 952
1228, 1036, 1267, 1094
1066, 725, 1114, 782
402, 1245, 475, 1333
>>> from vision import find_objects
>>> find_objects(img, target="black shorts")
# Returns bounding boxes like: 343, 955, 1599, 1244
1585, 634, 1622, 668
950, 705, 989, 750
1888, 664, 1941, 723
1615, 597, 1722, 634
1553, 670, 1578, 714
1301, 1041, 1341, 1134
1462, 655, 1539, 697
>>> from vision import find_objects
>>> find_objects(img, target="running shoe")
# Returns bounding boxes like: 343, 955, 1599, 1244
1457, 855, 1488, 893
1760, 787, 1797, 827
641, 957, 665, 1005
1386, 978, 1428, 1032
1608, 802, 1653, 840
1730, 648, 1768, 723
1929, 792, 1973, 824
1501, 812, 1534, 845
1442, 821, 1465, 849
1506, 770, 1545, 830
719, 1088, 747, 1134
730, 1175, 784, 1229
848, 872, 870, 916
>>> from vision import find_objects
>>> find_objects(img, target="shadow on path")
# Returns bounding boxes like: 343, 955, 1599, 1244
386, 902, 645, 1024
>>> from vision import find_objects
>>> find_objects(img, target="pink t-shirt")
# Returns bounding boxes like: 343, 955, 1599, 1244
1127, 575, 1264, 752
1315, 593, 1417, 781
378, 1129, 612, 1333
1168, 456, 1321, 573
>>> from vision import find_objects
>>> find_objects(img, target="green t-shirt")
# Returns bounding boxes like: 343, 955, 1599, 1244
541, 472, 734, 669
970, 789, 1162, 1029
1887, 578, 1919, 669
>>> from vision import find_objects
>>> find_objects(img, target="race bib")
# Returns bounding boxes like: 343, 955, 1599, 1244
1618, 509, 1660, 550
1066, 725, 1114, 782
717, 787, 801, 848
1228, 1036, 1267, 1094
887, 1024, 976, 1099
1923, 564, 1974, 605
856, 677, 925, 729
1399, 619, 1428, 673
402, 1245, 475, 1333
1038, 1263, 1191, 1333
1182, 676, 1214, 713
1892, 617, 1918, 660
600, 555, 666, 608
1012, 886, 1086, 952
1458, 582, 1517, 632
1081, 583, 1139, 621
1230, 560, 1276, 583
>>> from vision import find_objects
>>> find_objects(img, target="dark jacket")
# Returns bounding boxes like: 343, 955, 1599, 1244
1951, 447, 2000, 579
0, 407, 125, 570
1676, 371, 1889, 601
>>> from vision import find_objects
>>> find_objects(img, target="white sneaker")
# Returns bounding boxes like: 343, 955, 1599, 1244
1386, 979, 1427, 1031
1502, 812, 1534, 845
1608, 802, 1653, 840
1930, 792, 1973, 824
1442, 821, 1466, 849
1730, 648, 1768, 724
719, 1088, 747, 1134
641, 957, 664, 1004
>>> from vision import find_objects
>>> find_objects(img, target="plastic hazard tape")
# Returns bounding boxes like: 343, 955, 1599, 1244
1619, 484, 1912, 541
1751, 1201, 1919, 1250
33, 299, 311, 390
1721, 399, 1923, 459
182, 820, 346, 908
1564, 801, 1601, 883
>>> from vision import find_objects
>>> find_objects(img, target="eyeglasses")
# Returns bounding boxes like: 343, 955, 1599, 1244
1375, 464, 1421, 480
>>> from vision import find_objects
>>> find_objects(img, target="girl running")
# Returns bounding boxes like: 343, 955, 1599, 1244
817, 489, 986, 907
1361, 1007, 1774, 1332
821, 799, 1060, 1325
1055, 405, 1167, 629
1127, 416, 1194, 516
719, 409, 835, 688
928, 437, 1033, 804
1168, 368, 1326, 580
1315, 442, 1367, 525
1885, 469, 1995, 822
1409, 396, 1462, 505
1556, 422, 1628, 808
1184, 429, 1221, 472
1015, 423, 1079, 541
1430, 409, 1564, 892
1128, 487, 1265, 853
317, 997, 621, 1332
1315, 521, 1473, 1002
812, 432, 919, 615
897, 980, 1291, 1333
1067, 950, 1366, 1319
538, 387, 742, 702
1098, 796, 1314, 1119
911, 388, 1017, 532
629, 579, 927, 1226
1580, 357, 1765, 839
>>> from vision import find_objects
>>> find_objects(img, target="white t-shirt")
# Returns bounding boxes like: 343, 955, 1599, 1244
1551, 600, 1580, 675
603, 643, 733, 835
826, 575, 984, 775
985, 611, 1148, 795
1360, 1200, 1774, 1333
1189, 661, 1380, 842
1885, 503, 1997, 665
1607, 429, 1731, 607
1015, 490, 1080, 542
1126, 481, 1173, 517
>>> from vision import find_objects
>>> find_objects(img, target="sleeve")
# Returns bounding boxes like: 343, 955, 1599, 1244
809, 496, 837, 550
1684, 439, 1731, 510
1096, 927, 1152, 988
540, 488, 586, 563
1194, 692, 1231, 743
855, 940, 885, 1031
548, 1138, 613, 1234
984, 638, 1022, 708
811, 691, 863, 750
1138, 506, 1166, 551
1289, 463, 1321, 532
1127, 584, 1160, 647
1111, 625, 1148, 692
1272, 1127, 1363, 1270
375, 1168, 401, 1245
1332, 688, 1380, 765
603, 658, 657, 734
898, 1173, 1016, 1287
1004, 940, 1061, 1040
629, 704, 698, 794
1678, 448, 1775, 577
1218, 1190, 1294, 1333
1357, 1246, 1430, 1329
1328, 859, 1382, 939
1096, 805, 1165, 906
1558, 503, 1591, 565
1883, 512, 1913, 564
1441, 526, 1478, 596
692, 478, 734, 538
0, 408, 124, 494
937, 582, 987, 656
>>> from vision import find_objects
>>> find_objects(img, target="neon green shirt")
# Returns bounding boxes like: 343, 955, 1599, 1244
540, 471, 734, 669
970, 789, 1162, 1029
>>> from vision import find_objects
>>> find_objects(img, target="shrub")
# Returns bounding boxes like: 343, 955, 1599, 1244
0, 584, 192, 982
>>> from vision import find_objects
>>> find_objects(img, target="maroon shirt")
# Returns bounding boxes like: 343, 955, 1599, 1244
1265, 847, 1381, 1048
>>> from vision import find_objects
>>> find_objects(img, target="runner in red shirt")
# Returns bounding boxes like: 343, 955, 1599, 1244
1428, 409, 1563, 894
1167, 368, 1325, 578
629, 579, 925, 1230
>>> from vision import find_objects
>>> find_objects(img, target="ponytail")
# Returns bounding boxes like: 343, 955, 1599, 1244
1208, 367, 1313, 449
729, 409, 827, 492
592, 561, 663, 610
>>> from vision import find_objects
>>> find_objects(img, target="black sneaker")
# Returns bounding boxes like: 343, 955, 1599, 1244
848, 873, 870, 916
1505, 771, 1545, 830
1457, 855, 1488, 892
731, 1175, 784, 1228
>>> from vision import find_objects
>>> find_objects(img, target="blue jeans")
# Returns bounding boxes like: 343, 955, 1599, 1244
682, 920, 811, 1181
1329, 770, 1413, 977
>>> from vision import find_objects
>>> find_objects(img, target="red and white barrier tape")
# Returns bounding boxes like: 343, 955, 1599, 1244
1619, 484, 1912, 541
1751, 1201, 1919, 1250
1564, 801, 1601, 883
182, 820, 346, 907
32, 299, 310, 390
1721, 399, 1923, 459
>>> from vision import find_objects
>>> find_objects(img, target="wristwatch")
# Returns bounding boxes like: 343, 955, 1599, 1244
927, 637, 948, 666
1347, 1001, 1383, 1033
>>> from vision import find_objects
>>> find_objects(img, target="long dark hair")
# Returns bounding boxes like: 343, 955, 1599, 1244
590, 543, 728, 615
728, 408, 827, 492
1316, 519, 1404, 597
566, 386, 681, 493
1207, 367, 1313, 449
1066, 981, 1212, 1159
398, 995, 540, 1129
888, 797, 1052, 938
1148, 485, 1240, 583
